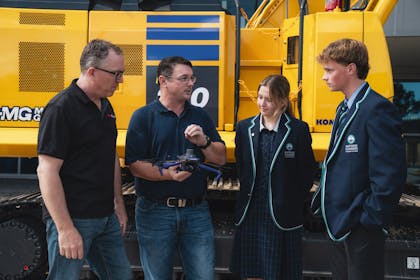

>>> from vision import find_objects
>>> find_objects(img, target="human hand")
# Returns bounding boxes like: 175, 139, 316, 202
115, 196, 128, 235
184, 124, 207, 147
58, 226, 84, 259
168, 165, 192, 182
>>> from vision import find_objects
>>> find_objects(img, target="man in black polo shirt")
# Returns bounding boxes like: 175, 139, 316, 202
125, 56, 226, 279
37, 39, 131, 280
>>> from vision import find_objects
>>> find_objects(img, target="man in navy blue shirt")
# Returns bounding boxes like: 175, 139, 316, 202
125, 56, 226, 279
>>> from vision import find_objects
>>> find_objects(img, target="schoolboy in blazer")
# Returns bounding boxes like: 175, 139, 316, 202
311, 39, 406, 280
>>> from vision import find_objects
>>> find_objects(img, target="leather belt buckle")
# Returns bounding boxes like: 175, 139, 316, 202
166, 197, 187, 208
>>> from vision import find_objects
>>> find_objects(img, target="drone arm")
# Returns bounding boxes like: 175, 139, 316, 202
198, 163, 223, 182
161, 162, 181, 169
158, 162, 182, 176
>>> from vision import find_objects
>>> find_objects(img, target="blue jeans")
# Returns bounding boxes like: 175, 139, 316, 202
135, 197, 215, 280
46, 214, 132, 280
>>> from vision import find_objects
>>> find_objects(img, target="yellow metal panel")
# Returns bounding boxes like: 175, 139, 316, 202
304, 12, 364, 134
363, 12, 394, 99
217, 12, 235, 131
89, 11, 148, 130
0, 8, 88, 130
238, 27, 283, 122
218, 131, 236, 163
241, 28, 282, 61
311, 132, 332, 162
0, 128, 38, 157
116, 129, 127, 158
237, 66, 270, 121
281, 17, 300, 117
222, 15, 236, 131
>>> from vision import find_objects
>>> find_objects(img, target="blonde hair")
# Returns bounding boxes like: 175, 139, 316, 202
258, 74, 293, 117
317, 38, 370, 79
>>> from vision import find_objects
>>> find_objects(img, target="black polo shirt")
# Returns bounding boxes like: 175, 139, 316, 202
38, 79, 117, 219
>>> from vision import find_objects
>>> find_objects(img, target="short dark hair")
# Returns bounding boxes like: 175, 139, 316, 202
80, 39, 123, 72
157, 56, 193, 81
317, 38, 370, 79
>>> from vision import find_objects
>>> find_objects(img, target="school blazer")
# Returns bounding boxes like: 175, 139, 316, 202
311, 84, 406, 241
234, 113, 315, 230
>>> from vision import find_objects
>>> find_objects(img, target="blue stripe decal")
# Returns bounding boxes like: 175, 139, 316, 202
147, 45, 219, 61
147, 28, 219, 40
147, 15, 219, 23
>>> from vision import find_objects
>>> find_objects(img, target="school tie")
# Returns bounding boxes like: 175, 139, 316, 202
334, 100, 348, 144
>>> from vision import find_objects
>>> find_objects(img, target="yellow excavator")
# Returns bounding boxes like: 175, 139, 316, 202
0, 0, 418, 278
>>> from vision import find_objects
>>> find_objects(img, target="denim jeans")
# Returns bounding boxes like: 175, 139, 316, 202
46, 213, 132, 280
135, 197, 215, 280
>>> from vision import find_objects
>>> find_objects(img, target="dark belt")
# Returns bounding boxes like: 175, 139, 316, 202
142, 196, 203, 208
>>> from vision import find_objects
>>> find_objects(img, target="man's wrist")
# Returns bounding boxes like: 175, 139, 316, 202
198, 135, 211, 149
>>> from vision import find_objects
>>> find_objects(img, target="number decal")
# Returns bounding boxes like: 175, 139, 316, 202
190, 87, 209, 108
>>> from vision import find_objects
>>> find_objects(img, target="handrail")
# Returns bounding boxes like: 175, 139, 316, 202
246, 0, 269, 29
297, 0, 307, 120
245, 0, 285, 29
234, 0, 241, 128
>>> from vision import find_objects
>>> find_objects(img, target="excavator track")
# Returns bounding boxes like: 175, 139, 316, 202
0, 189, 47, 280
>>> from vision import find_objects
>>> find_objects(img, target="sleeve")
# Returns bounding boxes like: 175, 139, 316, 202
201, 110, 224, 144
37, 104, 70, 159
297, 122, 316, 195
361, 100, 406, 227
125, 108, 150, 165
234, 121, 243, 175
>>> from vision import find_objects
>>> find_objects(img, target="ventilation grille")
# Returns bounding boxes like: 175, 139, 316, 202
19, 42, 65, 92
119, 44, 143, 76
20, 12, 65, 25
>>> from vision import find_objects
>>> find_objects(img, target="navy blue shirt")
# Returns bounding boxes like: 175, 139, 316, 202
125, 100, 223, 199
38, 79, 117, 219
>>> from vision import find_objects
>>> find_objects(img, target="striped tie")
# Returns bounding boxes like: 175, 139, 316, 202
334, 100, 348, 144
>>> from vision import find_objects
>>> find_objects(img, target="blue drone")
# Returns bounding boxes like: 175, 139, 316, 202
154, 149, 223, 182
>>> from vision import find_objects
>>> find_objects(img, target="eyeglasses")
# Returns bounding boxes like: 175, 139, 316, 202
165, 75, 197, 84
95, 67, 124, 81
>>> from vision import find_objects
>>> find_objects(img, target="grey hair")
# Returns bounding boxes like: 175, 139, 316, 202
79, 39, 123, 72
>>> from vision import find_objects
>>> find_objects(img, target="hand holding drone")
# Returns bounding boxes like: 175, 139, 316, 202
154, 149, 223, 182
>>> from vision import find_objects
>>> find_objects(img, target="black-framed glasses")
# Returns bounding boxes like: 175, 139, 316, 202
165, 75, 197, 84
95, 67, 124, 81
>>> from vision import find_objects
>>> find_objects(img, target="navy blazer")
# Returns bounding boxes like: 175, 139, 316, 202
234, 113, 315, 230
311, 84, 406, 241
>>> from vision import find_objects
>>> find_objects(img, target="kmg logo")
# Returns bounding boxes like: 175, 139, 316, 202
0, 106, 43, 122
